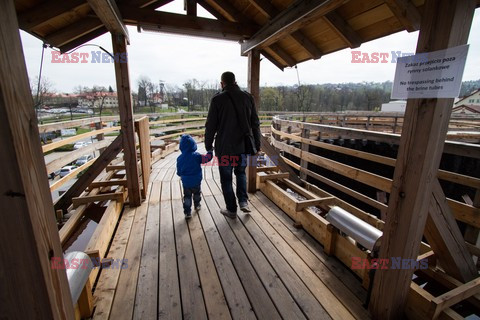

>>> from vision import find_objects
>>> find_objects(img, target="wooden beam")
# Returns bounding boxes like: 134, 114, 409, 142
45, 17, 104, 48
323, 11, 362, 49
54, 135, 123, 213
112, 33, 142, 206
120, 5, 255, 41
207, 0, 251, 24
45, 139, 110, 174
135, 117, 151, 199
268, 43, 297, 66
261, 135, 302, 186
247, 0, 322, 59
185, 0, 197, 16
258, 172, 290, 183
369, 0, 476, 318
87, 0, 129, 42
290, 31, 323, 59
197, 0, 228, 21
18, 0, 87, 30
59, 26, 108, 53
424, 180, 477, 282
430, 278, 480, 319
88, 179, 128, 189
247, 49, 260, 193
260, 49, 285, 70
241, 0, 345, 55
385, 0, 422, 32
0, 0, 74, 317
72, 192, 124, 208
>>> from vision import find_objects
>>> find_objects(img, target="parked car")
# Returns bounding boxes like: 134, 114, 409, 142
48, 170, 61, 180
59, 165, 76, 178
73, 141, 92, 150
75, 155, 94, 166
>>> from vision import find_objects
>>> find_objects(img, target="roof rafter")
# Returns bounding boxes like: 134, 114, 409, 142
18, 0, 87, 30
323, 11, 362, 49
87, 0, 129, 42
241, 0, 346, 55
384, 0, 421, 32
247, 0, 322, 60
260, 50, 284, 71
269, 43, 296, 66
207, 0, 252, 24
197, 0, 228, 21
119, 5, 256, 41
59, 27, 108, 53
45, 17, 104, 48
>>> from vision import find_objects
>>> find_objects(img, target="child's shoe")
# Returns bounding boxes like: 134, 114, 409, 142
195, 204, 201, 212
185, 212, 192, 220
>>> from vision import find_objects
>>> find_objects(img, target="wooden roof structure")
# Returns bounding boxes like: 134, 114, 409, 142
2, 0, 480, 319
14, 0, 479, 70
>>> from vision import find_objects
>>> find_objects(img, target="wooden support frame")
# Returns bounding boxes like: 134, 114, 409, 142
247, 49, 261, 193
72, 192, 125, 208
135, 116, 152, 199
54, 135, 123, 213
87, 0, 129, 42
323, 11, 362, 48
0, 0, 74, 317
384, 0, 422, 32
429, 278, 480, 319
112, 33, 142, 206
424, 180, 477, 282
18, 0, 87, 30
370, 0, 476, 318
120, 5, 255, 41
241, 0, 345, 54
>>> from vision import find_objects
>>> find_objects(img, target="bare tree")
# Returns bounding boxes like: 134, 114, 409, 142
31, 76, 54, 116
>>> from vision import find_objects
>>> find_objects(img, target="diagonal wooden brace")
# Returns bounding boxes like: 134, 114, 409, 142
424, 179, 477, 282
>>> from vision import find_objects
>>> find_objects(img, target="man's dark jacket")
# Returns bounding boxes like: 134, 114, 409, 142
205, 84, 261, 157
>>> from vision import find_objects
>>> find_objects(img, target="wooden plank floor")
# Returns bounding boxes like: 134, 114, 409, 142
92, 143, 370, 320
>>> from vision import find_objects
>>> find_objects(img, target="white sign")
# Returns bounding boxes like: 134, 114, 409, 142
391, 44, 469, 99
61, 128, 77, 136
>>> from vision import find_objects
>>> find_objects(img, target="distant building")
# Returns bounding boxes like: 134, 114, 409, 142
455, 89, 480, 108
78, 92, 118, 109
452, 104, 480, 115
381, 100, 406, 112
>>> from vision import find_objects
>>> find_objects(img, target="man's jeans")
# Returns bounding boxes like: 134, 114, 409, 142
183, 185, 201, 214
218, 156, 248, 212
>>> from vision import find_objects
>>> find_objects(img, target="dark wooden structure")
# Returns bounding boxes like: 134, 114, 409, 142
2, 0, 480, 319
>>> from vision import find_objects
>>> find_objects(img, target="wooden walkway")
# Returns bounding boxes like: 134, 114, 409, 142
92, 144, 370, 320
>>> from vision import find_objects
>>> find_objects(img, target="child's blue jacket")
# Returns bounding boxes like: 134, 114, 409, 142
176, 135, 211, 188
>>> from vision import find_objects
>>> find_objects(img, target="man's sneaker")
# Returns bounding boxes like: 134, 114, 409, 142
239, 202, 251, 212
220, 209, 237, 219
195, 204, 201, 212
185, 212, 192, 220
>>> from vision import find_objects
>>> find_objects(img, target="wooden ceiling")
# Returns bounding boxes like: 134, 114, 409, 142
13, 0, 480, 70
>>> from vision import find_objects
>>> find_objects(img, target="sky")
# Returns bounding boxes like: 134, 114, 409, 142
20, 2, 480, 93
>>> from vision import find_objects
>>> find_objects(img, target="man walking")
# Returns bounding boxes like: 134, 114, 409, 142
205, 71, 261, 219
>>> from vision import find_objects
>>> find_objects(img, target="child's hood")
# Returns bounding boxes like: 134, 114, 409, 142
179, 134, 197, 153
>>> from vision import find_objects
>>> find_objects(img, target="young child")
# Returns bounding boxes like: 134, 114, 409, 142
177, 134, 213, 219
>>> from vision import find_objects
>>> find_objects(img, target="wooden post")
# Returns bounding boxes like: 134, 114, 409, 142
0, 0, 74, 317
247, 49, 260, 193
370, 1, 476, 318
95, 121, 106, 153
299, 127, 310, 180
112, 33, 142, 206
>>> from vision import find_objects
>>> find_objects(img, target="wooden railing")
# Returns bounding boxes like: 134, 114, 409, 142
254, 114, 480, 319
